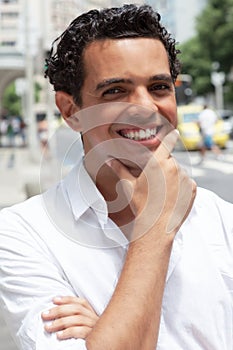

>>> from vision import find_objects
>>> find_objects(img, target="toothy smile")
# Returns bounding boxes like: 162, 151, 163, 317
118, 127, 161, 141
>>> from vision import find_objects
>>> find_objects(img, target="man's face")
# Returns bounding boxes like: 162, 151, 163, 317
76, 38, 177, 172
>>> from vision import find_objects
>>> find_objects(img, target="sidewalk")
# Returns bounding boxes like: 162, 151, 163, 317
0, 147, 43, 209
0, 315, 17, 350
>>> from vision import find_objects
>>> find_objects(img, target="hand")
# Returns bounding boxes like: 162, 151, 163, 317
41, 296, 99, 340
108, 129, 196, 239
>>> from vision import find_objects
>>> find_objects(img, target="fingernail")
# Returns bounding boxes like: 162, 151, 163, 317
42, 310, 50, 316
57, 331, 63, 338
44, 322, 53, 331
53, 296, 62, 302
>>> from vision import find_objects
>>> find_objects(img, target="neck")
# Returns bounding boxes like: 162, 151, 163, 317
84, 160, 135, 229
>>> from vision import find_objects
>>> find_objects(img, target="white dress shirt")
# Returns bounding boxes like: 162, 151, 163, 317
0, 157, 233, 350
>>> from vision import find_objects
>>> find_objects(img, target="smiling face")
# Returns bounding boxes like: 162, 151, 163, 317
79, 38, 177, 154
56, 38, 178, 175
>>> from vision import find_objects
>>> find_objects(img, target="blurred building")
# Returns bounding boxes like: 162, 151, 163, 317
0, 0, 21, 50
0, 0, 208, 115
0, 0, 80, 50
0, 0, 208, 64
159, 0, 207, 43
0, 0, 84, 116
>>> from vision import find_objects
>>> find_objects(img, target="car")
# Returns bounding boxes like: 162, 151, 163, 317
177, 104, 229, 151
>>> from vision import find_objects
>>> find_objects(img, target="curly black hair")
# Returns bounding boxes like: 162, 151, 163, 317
45, 4, 181, 106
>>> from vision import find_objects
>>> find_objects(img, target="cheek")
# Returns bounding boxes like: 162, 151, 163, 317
160, 101, 177, 127
82, 127, 110, 146
171, 114, 178, 128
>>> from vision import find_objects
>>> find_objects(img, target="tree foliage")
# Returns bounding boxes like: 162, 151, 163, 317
3, 82, 21, 116
2, 81, 42, 117
179, 0, 233, 105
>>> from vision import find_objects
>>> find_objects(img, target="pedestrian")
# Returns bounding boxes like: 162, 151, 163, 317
19, 116, 27, 147
0, 4, 232, 350
0, 117, 2, 147
198, 104, 222, 162
6, 117, 15, 147
0, 115, 8, 147
37, 118, 49, 153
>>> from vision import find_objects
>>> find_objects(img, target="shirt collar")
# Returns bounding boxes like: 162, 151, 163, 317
62, 156, 199, 254
63, 157, 108, 227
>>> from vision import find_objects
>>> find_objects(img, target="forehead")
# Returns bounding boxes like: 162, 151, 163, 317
82, 38, 170, 82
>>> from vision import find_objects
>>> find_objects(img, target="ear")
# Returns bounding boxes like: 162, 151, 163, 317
55, 91, 82, 132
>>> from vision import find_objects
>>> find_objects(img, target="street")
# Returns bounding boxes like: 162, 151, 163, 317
191, 155, 233, 203
174, 141, 233, 203
0, 138, 233, 349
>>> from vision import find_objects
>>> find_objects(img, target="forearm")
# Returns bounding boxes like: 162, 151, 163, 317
85, 130, 195, 349
86, 229, 173, 350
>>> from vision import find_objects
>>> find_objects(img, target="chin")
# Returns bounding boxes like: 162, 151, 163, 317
119, 158, 147, 176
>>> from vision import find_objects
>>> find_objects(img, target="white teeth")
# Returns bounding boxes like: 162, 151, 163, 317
139, 130, 146, 139
134, 131, 139, 140
129, 131, 134, 139
146, 128, 151, 138
121, 128, 157, 140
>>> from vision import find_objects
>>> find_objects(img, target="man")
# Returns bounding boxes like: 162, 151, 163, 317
0, 4, 232, 350
198, 104, 222, 161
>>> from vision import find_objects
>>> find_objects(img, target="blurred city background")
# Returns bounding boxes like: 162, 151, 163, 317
0, 0, 233, 348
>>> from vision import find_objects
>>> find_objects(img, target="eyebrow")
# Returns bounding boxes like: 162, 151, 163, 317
95, 74, 173, 92
149, 74, 173, 84
95, 78, 133, 92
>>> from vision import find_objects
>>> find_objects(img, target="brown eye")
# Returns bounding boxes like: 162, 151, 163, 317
149, 83, 173, 97
150, 83, 170, 91
102, 87, 126, 101
103, 87, 124, 96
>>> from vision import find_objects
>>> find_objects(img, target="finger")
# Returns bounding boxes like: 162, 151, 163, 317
166, 174, 197, 233
155, 129, 179, 159
140, 129, 179, 178
56, 326, 92, 340
53, 296, 79, 305
42, 303, 96, 321
53, 296, 95, 312
45, 314, 98, 333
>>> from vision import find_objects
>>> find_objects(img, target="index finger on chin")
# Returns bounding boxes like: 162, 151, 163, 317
156, 129, 179, 159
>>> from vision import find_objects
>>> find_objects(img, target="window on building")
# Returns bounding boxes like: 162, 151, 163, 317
1, 24, 17, 30
1, 12, 18, 18
0, 40, 16, 46
0, 0, 18, 4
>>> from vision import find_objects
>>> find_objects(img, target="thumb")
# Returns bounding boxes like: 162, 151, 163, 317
156, 129, 179, 159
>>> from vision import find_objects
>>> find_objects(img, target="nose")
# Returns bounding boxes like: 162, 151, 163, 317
123, 88, 159, 124
128, 88, 158, 112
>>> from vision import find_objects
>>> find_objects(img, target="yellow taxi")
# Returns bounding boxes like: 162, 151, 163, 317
177, 104, 229, 150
